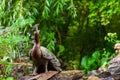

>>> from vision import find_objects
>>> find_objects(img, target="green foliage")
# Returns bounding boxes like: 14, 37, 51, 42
0, 0, 120, 79
81, 33, 120, 73
0, 76, 14, 80
0, 0, 34, 79
57, 45, 65, 57
81, 50, 111, 73
105, 32, 120, 43
88, 0, 120, 26
0, 53, 13, 79
81, 51, 101, 72
6, 77, 14, 80
46, 33, 56, 51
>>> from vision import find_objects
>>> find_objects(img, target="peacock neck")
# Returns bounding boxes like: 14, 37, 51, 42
34, 32, 40, 45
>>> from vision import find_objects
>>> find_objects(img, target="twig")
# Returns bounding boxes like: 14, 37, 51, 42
13, 62, 32, 66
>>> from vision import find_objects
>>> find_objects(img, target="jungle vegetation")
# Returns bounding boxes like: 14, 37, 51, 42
0, 0, 120, 79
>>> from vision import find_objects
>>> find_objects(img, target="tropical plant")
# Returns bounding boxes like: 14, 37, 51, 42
0, 0, 120, 79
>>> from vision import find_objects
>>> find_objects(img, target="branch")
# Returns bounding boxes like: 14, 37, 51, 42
13, 62, 32, 66
20, 70, 84, 80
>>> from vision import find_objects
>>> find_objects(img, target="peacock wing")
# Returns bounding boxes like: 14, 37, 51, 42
40, 46, 61, 67
41, 46, 54, 59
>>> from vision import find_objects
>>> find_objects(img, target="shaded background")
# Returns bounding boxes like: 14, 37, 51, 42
0, 0, 120, 79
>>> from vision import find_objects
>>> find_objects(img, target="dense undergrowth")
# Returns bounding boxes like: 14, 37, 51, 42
0, 0, 120, 79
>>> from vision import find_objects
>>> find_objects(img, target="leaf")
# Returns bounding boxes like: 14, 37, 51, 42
81, 56, 88, 69
46, 0, 50, 6
53, 1, 58, 8
88, 58, 95, 66
42, 11, 45, 18
100, 58, 107, 66
56, 6, 59, 15
92, 51, 100, 60
6, 77, 14, 80
57, 45, 65, 57
33, 8, 38, 14
67, 5, 73, 10
5, 63, 13, 74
